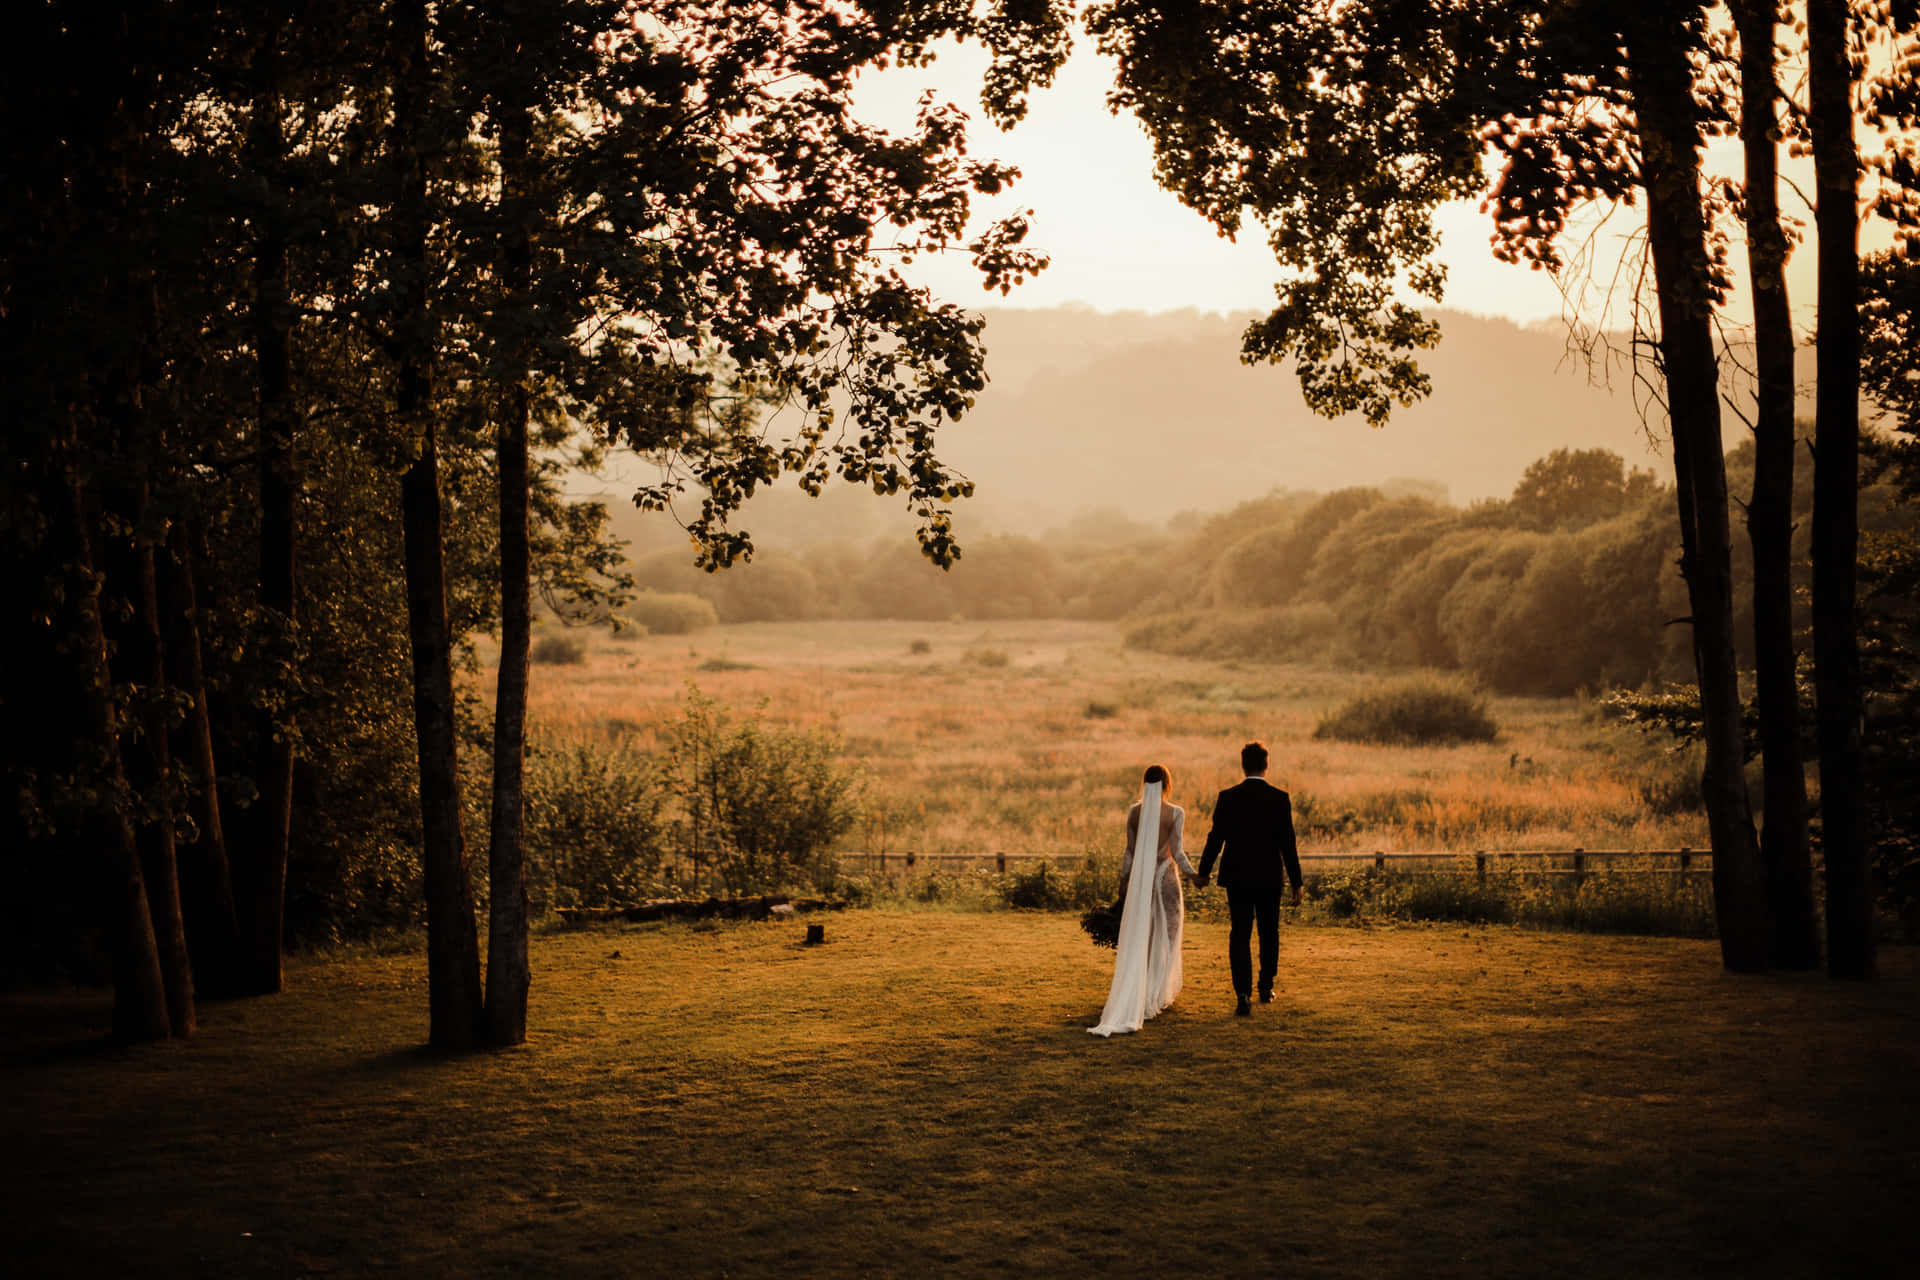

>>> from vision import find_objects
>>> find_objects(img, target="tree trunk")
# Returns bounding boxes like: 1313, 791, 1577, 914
1732, 0, 1819, 970
1628, 13, 1772, 973
395, 0, 484, 1049
163, 518, 244, 996
103, 486, 196, 1036
401, 423, 486, 1050
1807, 0, 1875, 979
243, 18, 297, 998
485, 105, 535, 1048
65, 473, 172, 1043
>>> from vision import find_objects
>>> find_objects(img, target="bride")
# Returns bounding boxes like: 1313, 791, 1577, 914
1090, 764, 1197, 1036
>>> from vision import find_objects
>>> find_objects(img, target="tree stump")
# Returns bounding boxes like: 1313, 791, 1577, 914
805, 923, 826, 945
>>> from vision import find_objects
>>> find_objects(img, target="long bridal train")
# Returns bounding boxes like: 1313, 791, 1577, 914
1090, 777, 1193, 1036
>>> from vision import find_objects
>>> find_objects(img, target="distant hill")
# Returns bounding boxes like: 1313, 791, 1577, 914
587, 303, 1684, 555
946, 305, 1674, 530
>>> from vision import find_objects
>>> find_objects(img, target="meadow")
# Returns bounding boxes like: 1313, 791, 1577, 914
501, 618, 1710, 862
6, 911, 1913, 1278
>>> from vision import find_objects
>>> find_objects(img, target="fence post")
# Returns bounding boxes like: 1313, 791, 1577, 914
1572, 848, 1586, 885
1374, 851, 1385, 872
1678, 846, 1691, 874
996, 851, 1007, 874
906, 850, 917, 874
1475, 851, 1486, 886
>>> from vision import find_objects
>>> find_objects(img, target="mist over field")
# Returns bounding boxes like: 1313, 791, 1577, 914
580, 305, 1909, 713
590, 303, 1679, 553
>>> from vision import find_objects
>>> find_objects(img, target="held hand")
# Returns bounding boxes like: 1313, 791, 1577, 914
1291, 885, 1304, 908
1194, 874, 1210, 889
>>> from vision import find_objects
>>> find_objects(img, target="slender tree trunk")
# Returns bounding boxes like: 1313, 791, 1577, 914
163, 518, 244, 996
395, 0, 484, 1049
485, 105, 535, 1048
64, 472, 171, 1043
1733, 0, 1819, 970
1808, 0, 1875, 979
62, 4, 176, 1040
110, 493, 196, 1036
1628, 13, 1771, 973
401, 424, 486, 1050
244, 20, 297, 997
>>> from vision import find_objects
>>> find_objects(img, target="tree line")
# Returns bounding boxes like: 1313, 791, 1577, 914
7, 2, 1918, 1046
626, 440, 1911, 697
1062, 0, 1920, 979
2, 1, 1072, 1046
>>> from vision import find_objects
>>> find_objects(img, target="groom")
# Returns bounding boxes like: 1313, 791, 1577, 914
1194, 741, 1303, 1017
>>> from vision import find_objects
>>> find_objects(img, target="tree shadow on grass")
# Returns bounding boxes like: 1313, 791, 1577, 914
351, 1041, 486, 1077
0, 989, 136, 1072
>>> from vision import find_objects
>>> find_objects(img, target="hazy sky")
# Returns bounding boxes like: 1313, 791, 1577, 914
850, 38, 1881, 330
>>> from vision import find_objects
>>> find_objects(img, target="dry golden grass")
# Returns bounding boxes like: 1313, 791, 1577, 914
500, 620, 1706, 859
4, 912, 1913, 1278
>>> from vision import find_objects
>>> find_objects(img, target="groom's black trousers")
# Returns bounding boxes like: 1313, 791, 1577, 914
1226, 886, 1280, 997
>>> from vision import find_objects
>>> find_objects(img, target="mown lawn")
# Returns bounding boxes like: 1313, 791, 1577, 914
5, 911, 1914, 1278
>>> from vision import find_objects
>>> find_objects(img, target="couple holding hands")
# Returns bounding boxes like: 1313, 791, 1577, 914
1089, 741, 1304, 1037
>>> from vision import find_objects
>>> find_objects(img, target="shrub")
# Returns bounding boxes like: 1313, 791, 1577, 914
626, 590, 719, 636
1300, 862, 1713, 936
1124, 603, 1338, 664
966, 647, 1011, 668
908, 638, 932, 655
531, 632, 588, 665
1085, 700, 1120, 719
1313, 675, 1498, 745
1069, 854, 1122, 909
1310, 868, 1379, 919
664, 689, 862, 895
831, 874, 876, 908
629, 549, 821, 622
914, 872, 963, 903
1636, 749, 1705, 815
524, 739, 670, 911
998, 860, 1074, 910
995, 855, 1116, 911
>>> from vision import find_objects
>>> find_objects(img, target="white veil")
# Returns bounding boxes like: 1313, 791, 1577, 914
1089, 780, 1164, 1037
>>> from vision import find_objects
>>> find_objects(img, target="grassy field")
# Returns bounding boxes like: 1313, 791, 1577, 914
5, 912, 1913, 1278
498, 619, 1710, 859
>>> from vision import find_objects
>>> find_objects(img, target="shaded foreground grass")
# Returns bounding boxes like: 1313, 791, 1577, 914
5, 913, 1915, 1278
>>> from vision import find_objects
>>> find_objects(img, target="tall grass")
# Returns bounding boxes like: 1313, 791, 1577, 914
1313, 673, 1499, 745
485, 618, 1711, 866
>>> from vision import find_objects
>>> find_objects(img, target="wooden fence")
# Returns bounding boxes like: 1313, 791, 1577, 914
835, 847, 1710, 886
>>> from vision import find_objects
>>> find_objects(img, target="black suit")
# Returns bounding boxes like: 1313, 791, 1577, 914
1197, 777, 1302, 999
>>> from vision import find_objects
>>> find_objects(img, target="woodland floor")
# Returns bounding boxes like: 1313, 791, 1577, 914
3, 911, 1915, 1279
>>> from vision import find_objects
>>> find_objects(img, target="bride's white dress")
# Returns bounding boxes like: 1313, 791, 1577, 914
1090, 782, 1195, 1036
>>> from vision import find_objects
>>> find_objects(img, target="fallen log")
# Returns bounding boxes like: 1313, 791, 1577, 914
555, 894, 849, 925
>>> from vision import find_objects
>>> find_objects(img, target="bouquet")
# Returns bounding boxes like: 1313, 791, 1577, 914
1079, 896, 1126, 949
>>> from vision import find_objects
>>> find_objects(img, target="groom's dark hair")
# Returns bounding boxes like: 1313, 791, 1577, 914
1143, 764, 1170, 789
1240, 742, 1268, 774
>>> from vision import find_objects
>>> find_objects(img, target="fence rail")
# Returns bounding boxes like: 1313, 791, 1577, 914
834, 847, 1711, 886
